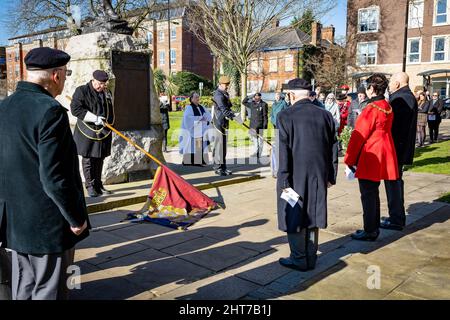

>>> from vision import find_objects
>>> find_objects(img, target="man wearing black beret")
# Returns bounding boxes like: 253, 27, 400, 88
276, 78, 338, 271
0, 47, 89, 299
71, 70, 115, 197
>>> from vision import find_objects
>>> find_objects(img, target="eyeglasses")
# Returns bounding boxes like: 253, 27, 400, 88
54, 68, 72, 77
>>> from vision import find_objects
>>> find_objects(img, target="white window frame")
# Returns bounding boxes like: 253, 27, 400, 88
434, 0, 449, 26
432, 35, 449, 62
409, 0, 424, 29
158, 30, 165, 42
407, 37, 422, 64
171, 29, 176, 40
284, 55, 294, 72
357, 6, 380, 33
159, 51, 165, 65
269, 57, 278, 72
268, 80, 278, 92
356, 41, 378, 66
147, 31, 153, 44
170, 49, 176, 65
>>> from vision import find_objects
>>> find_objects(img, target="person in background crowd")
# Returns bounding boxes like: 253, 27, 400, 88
348, 86, 368, 128
242, 93, 268, 158
336, 93, 350, 136
324, 93, 340, 131
318, 92, 326, 105
179, 92, 211, 166
160, 97, 170, 152
383, 72, 418, 231
0, 47, 89, 300
309, 91, 325, 109
344, 73, 399, 241
416, 92, 429, 147
271, 92, 288, 129
427, 92, 443, 143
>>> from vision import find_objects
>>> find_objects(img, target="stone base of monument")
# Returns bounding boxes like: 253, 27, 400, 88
59, 31, 163, 184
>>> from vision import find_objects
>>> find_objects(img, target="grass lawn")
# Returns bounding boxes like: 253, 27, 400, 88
166, 111, 275, 148
404, 140, 450, 175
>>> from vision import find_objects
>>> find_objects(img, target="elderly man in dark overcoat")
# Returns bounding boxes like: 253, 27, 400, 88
383, 72, 418, 230
0, 47, 89, 299
276, 78, 338, 271
71, 70, 115, 197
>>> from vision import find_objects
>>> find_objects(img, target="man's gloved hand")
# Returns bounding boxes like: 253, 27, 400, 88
234, 113, 243, 124
83, 111, 98, 124
95, 116, 106, 126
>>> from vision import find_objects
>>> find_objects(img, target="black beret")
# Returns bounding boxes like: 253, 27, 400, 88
93, 70, 109, 82
336, 93, 348, 101
254, 92, 262, 97
286, 78, 312, 90
357, 86, 367, 94
24, 47, 70, 70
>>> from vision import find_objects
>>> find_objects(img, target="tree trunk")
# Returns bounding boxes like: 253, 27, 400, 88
240, 72, 247, 119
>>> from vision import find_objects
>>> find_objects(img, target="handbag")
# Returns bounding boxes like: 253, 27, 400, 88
428, 114, 436, 121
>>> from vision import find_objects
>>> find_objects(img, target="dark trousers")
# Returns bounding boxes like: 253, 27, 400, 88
212, 129, 227, 171
11, 248, 75, 300
359, 179, 381, 233
162, 128, 168, 151
0, 248, 11, 300
428, 121, 440, 142
384, 164, 406, 226
82, 157, 104, 191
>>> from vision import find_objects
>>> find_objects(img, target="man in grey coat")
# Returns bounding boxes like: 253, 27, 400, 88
277, 78, 338, 271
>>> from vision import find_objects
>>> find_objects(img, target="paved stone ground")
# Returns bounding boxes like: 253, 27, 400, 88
67, 120, 450, 300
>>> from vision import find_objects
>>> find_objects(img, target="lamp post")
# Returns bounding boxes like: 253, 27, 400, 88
402, 0, 410, 72
167, 0, 172, 111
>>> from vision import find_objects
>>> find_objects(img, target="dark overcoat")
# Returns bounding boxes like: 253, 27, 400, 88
242, 97, 268, 130
212, 88, 235, 132
277, 99, 338, 232
389, 86, 418, 166
71, 81, 115, 158
0, 81, 89, 254
160, 102, 170, 130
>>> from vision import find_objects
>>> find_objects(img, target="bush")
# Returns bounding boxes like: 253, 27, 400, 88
172, 71, 214, 96
177, 96, 243, 112
338, 126, 353, 151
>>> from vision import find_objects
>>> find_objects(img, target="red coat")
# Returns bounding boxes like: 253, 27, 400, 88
344, 99, 399, 182
338, 101, 350, 135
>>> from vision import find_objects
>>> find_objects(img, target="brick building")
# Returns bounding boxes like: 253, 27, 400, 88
5, 4, 213, 95
347, 0, 450, 95
246, 22, 335, 93
0, 47, 6, 96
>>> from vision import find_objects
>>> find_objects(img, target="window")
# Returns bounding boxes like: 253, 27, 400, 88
284, 55, 293, 72
158, 30, 165, 42
269, 58, 278, 72
249, 60, 262, 73
159, 51, 165, 65
171, 29, 176, 40
268, 80, 278, 92
170, 49, 176, 65
409, 0, 424, 28
408, 38, 421, 63
435, 0, 448, 24
248, 80, 263, 93
147, 32, 153, 44
356, 42, 377, 65
14, 50, 20, 62
358, 7, 379, 32
433, 37, 446, 61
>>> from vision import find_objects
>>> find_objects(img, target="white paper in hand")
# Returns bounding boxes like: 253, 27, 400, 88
281, 188, 300, 208
345, 166, 356, 181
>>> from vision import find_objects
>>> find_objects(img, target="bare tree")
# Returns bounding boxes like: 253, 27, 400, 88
185, 0, 335, 117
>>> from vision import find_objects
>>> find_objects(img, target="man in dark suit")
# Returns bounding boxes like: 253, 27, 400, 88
0, 47, 89, 299
71, 70, 115, 197
242, 93, 268, 158
383, 72, 418, 230
428, 92, 444, 143
277, 78, 338, 271
211, 76, 242, 176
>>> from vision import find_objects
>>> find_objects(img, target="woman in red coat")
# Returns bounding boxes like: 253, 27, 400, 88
337, 93, 350, 136
344, 73, 399, 241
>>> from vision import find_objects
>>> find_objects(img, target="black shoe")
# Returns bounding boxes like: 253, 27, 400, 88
278, 257, 313, 272
351, 229, 379, 241
380, 219, 404, 231
97, 186, 112, 195
224, 169, 232, 175
87, 187, 99, 197
215, 169, 228, 176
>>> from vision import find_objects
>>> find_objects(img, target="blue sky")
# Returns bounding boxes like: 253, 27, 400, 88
0, 0, 347, 46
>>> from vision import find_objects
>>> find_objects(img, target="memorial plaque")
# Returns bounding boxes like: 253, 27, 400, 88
111, 51, 151, 130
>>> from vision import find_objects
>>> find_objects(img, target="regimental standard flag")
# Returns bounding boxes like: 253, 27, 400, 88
127, 165, 217, 230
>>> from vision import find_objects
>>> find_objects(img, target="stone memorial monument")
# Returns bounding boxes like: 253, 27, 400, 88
57, 5, 164, 184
